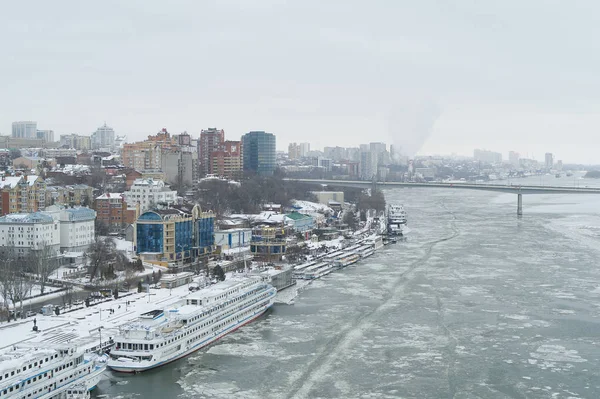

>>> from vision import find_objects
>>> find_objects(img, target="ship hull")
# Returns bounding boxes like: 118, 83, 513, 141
107, 304, 272, 373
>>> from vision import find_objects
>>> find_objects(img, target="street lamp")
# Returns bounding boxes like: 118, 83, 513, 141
98, 326, 104, 353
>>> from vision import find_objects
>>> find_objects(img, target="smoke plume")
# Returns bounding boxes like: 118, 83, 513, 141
387, 100, 441, 160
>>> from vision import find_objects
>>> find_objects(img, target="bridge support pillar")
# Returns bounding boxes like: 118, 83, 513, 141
517, 193, 523, 216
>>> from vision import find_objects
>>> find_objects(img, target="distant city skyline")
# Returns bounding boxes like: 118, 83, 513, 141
2, 2, 600, 164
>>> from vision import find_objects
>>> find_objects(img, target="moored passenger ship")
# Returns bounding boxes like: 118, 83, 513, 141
0, 345, 105, 399
107, 276, 276, 373
387, 203, 408, 235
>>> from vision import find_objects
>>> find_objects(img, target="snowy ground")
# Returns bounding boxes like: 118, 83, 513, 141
0, 283, 64, 309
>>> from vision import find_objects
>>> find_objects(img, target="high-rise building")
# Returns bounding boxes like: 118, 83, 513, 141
36, 129, 54, 142
359, 144, 376, 180
242, 131, 276, 176
370, 142, 389, 166
60, 134, 91, 150
12, 121, 37, 139
324, 146, 347, 161
545, 153, 554, 170
474, 149, 502, 164
211, 140, 242, 179
199, 128, 224, 176
288, 143, 301, 160
161, 151, 194, 187
121, 128, 178, 171
91, 123, 115, 150
509, 151, 520, 167
299, 143, 310, 157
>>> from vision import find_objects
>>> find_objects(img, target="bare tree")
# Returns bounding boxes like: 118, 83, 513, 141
86, 237, 116, 282
28, 244, 60, 295
0, 258, 12, 311
86, 237, 129, 282
61, 285, 74, 308
4, 252, 31, 316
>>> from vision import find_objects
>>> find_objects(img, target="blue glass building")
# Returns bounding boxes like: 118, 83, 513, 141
135, 205, 215, 266
242, 131, 276, 176
196, 213, 214, 256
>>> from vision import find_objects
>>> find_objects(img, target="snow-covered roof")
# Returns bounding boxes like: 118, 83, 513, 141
0, 176, 22, 189
61, 206, 96, 221
96, 193, 124, 200
132, 178, 166, 187
0, 212, 54, 224
228, 211, 292, 225
292, 200, 333, 214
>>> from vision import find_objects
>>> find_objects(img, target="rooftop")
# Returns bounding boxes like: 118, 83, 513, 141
96, 193, 124, 200
0, 212, 54, 224
285, 211, 313, 221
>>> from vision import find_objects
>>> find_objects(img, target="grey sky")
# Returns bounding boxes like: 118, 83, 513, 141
2, 1, 599, 163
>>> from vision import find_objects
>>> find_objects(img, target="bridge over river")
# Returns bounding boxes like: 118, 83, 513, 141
287, 178, 600, 215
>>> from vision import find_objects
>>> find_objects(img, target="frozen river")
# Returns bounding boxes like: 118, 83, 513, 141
95, 180, 600, 398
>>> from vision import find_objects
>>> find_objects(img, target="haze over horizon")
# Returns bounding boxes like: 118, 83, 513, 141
2, 1, 600, 164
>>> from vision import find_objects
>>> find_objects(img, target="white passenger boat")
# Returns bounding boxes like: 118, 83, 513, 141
302, 262, 334, 280
293, 261, 317, 279
107, 276, 276, 373
333, 253, 361, 269
359, 246, 375, 259
387, 203, 407, 235
0, 345, 106, 399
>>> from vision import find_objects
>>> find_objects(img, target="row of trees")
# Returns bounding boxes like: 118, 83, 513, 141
0, 245, 61, 315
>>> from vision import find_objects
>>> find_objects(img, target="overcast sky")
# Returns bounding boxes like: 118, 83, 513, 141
1, 1, 599, 163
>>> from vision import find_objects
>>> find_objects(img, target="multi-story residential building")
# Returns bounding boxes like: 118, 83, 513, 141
122, 141, 163, 171
161, 150, 194, 187
59, 134, 91, 150
40, 148, 78, 158
338, 161, 360, 177
288, 143, 301, 160
0, 175, 46, 216
370, 142, 389, 166
474, 149, 502, 164
134, 204, 214, 266
12, 121, 37, 139
509, 151, 520, 168
121, 128, 181, 172
0, 211, 60, 257
123, 178, 177, 212
94, 193, 139, 233
45, 184, 94, 208
91, 123, 116, 150
199, 128, 225, 176
211, 140, 242, 179
545, 152, 554, 170
45, 205, 96, 252
36, 129, 54, 142
299, 143, 310, 157
359, 144, 376, 180
242, 131, 276, 176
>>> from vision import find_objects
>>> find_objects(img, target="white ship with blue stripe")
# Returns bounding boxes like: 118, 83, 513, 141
107, 276, 276, 373
0, 345, 105, 399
